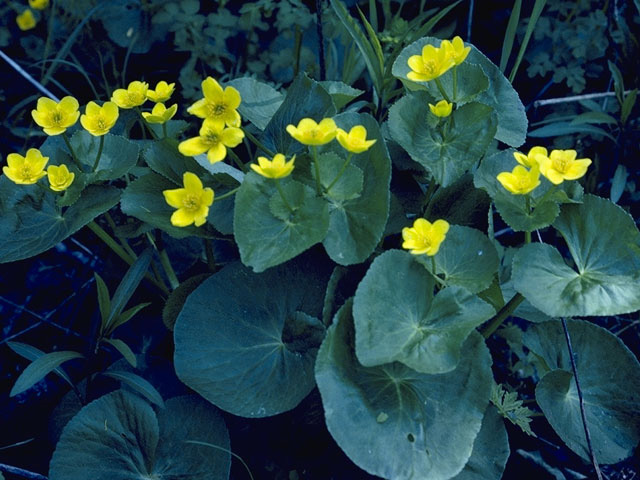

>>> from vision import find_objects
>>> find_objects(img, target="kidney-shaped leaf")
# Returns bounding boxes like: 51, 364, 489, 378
228, 77, 284, 130
354, 250, 494, 373
174, 259, 329, 417
316, 300, 493, 480
513, 195, 640, 316
49, 391, 230, 480
525, 320, 640, 464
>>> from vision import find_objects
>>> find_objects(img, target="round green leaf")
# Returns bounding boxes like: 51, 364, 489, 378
433, 225, 499, 293
321, 112, 391, 265
513, 195, 640, 316
525, 320, 640, 463
392, 37, 527, 146
316, 152, 364, 202
354, 250, 494, 373
71, 131, 140, 181
0, 180, 120, 263
452, 406, 510, 480
319, 80, 364, 109
174, 260, 328, 417
389, 93, 497, 187
49, 391, 230, 480
316, 300, 493, 480
228, 77, 284, 130
234, 172, 330, 272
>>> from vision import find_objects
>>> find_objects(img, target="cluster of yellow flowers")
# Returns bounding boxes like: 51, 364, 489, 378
111, 80, 178, 127
2, 148, 74, 192
16, 0, 49, 31
497, 147, 592, 195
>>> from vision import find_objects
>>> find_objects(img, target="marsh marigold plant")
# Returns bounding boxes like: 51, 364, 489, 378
163, 172, 214, 227
178, 118, 244, 164
402, 218, 450, 256
147, 81, 175, 103
188, 77, 242, 129
80, 101, 119, 136
31, 97, 80, 135
111, 81, 149, 109
497, 165, 541, 195
538, 149, 592, 185
286, 118, 337, 146
428, 100, 453, 117
251, 154, 295, 179
3, 149, 48, 185
47, 164, 75, 192
336, 125, 376, 153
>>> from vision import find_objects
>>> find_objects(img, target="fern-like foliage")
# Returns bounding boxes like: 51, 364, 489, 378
491, 383, 536, 437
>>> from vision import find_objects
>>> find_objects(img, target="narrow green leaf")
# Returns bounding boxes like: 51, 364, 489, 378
500, 0, 522, 73
102, 370, 164, 408
10, 351, 83, 397
103, 338, 137, 368
7, 342, 75, 389
357, 7, 385, 78
94, 273, 111, 332
570, 111, 618, 125
107, 303, 151, 336
106, 248, 153, 330
608, 61, 625, 104
621, 89, 638, 124
508, 0, 547, 83
528, 122, 616, 141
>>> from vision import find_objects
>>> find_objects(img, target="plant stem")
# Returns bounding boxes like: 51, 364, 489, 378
61, 132, 82, 170
159, 249, 180, 290
227, 149, 248, 173
434, 77, 451, 103
244, 129, 275, 157
274, 179, 294, 213
162, 122, 168, 139
480, 293, 525, 338
92, 135, 104, 171
204, 239, 216, 272
525, 196, 532, 244
215, 187, 240, 201
312, 145, 322, 195
561, 317, 603, 480
326, 153, 353, 192
452, 66, 458, 102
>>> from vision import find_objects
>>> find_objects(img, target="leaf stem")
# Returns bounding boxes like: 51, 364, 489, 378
452, 66, 458, 101
204, 239, 216, 272
158, 249, 180, 290
560, 317, 603, 480
243, 129, 275, 157
312, 145, 322, 195
480, 292, 525, 338
525, 196, 532, 244
215, 187, 240, 201
92, 135, 105, 171
326, 152, 353, 192
162, 122, 168, 139
434, 77, 451, 103
227, 149, 248, 173
61, 132, 82, 170
274, 178, 294, 213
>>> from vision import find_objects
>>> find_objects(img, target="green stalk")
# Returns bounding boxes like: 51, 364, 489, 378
525, 196, 532, 244
312, 145, 322, 195
227, 149, 248, 173
434, 77, 451, 103
61, 132, 82, 170
162, 122, 168, 139
87, 221, 134, 265
243, 129, 275, 157
452, 66, 458, 102
215, 187, 240, 201
159, 249, 180, 290
480, 293, 525, 338
92, 135, 104, 171
204, 239, 216, 272
274, 179, 294, 213
326, 152, 353, 192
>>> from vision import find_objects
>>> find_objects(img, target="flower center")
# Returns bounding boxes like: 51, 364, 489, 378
423, 60, 437, 74
97, 117, 107, 130
52, 111, 63, 125
21, 165, 33, 180
209, 103, 226, 117
128, 93, 141, 104
182, 194, 200, 211
417, 234, 432, 249
205, 133, 219, 146
553, 157, 569, 173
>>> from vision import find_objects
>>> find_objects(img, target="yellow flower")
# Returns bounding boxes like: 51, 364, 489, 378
402, 218, 450, 256
31, 96, 80, 136
142, 103, 178, 124
441, 36, 471, 66
80, 101, 119, 136
16, 10, 36, 30
336, 125, 376, 153
47, 164, 75, 192
147, 81, 175, 103
111, 81, 149, 109
428, 100, 453, 118
407, 44, 455, 82
496, 165, 541, 195
286, 118, 337, 146
178, 118, 245, 164
2, 149, 48, 185
163, 172, 214, 227
513, 146, 547, 168
537, 149, 592, 185
187, 77, 242, 129
250, 153, 295, 179
29, 0, 49, 9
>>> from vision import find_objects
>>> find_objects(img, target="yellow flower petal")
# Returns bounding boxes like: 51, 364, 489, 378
178, 137, 210, 157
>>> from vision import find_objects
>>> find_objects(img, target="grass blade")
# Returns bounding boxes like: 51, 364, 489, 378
500, 0, 522, 73
508, 0, 547, 83
10, 350, 83, 397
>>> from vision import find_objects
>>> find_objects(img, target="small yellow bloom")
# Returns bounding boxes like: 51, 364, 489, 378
428, 100, 453, 118
2, 149, 48, 185
47, 164, 75, 192
537, 149, 592, 185
513, 146, 547, 168
497, 165, 541, 195
336, 125, 376, 154
147, 81, 175, 103
163, 172, 214, 227
286, 118, 337, 146
142, 103, 178, 124
31, 96, 80, 136
178, 118, 245, 164
16, 10, 36, 31
407, 44, 455, 82
441, 36, 471, 66
29, 0, 49, 9
111, 81, 149, 109
80, 101, 119, 136
187, 77, 242, 129
250, 154, 295, 179
402, 218, 450, 256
